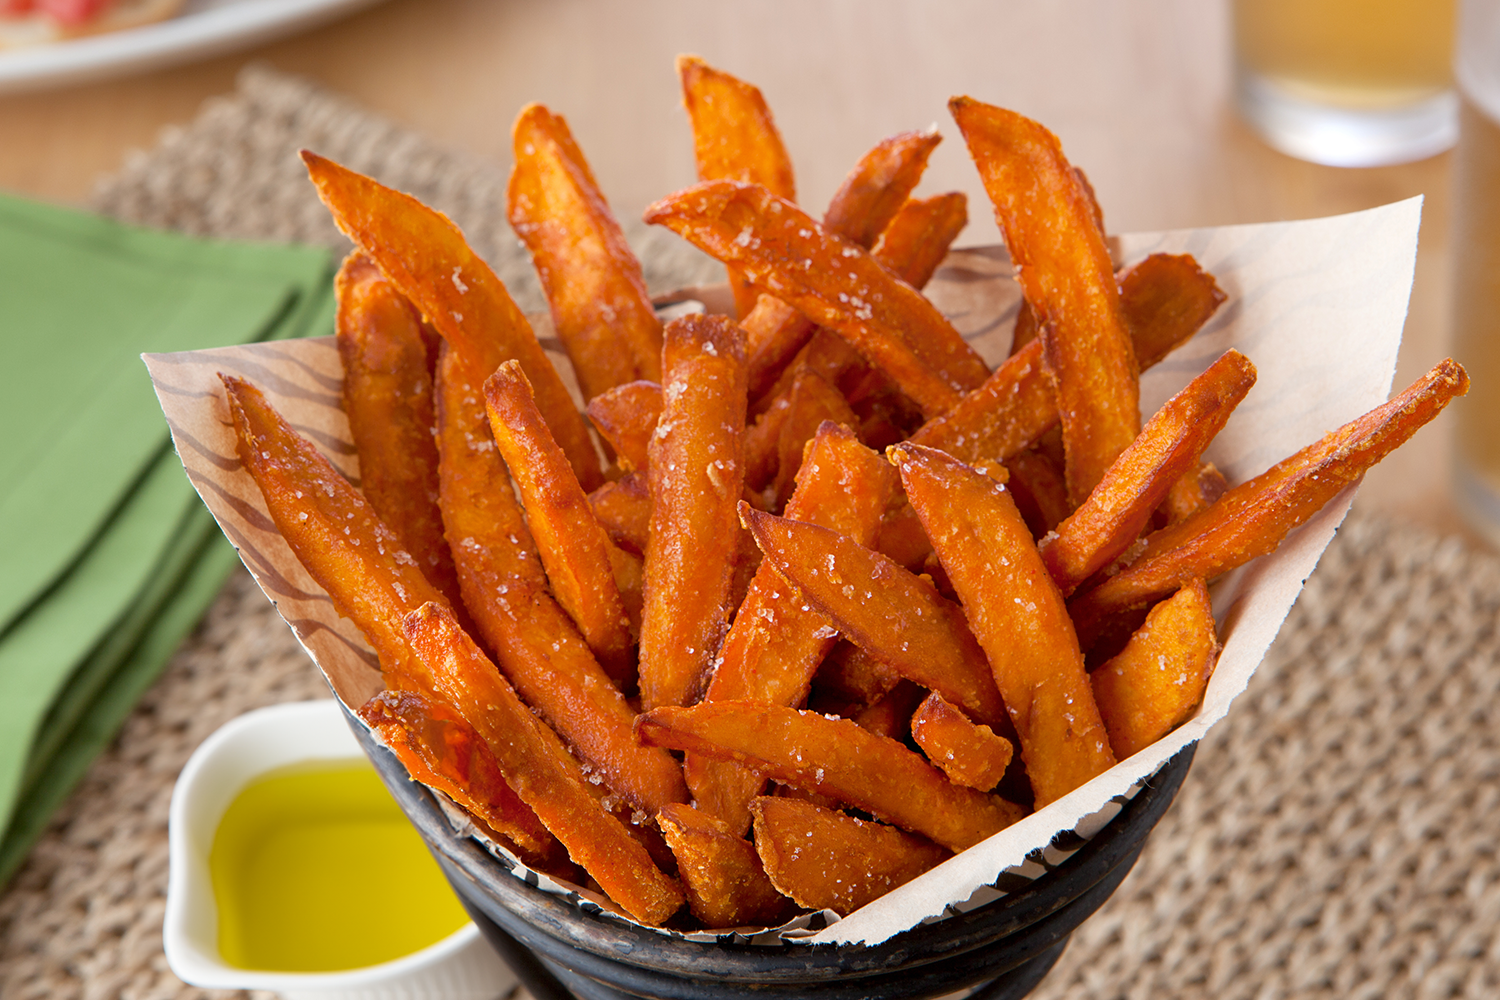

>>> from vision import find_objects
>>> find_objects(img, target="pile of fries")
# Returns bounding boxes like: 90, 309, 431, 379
219, 57, 1469, 931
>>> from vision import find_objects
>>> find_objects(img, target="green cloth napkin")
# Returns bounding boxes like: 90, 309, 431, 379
0, 194, 333, 884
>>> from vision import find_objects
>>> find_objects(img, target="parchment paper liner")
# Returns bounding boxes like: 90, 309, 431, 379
145, 198, 1421, 948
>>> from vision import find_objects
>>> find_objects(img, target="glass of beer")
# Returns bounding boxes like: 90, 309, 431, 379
1233, 0, 1458, 166
1452, 0, 1500, 548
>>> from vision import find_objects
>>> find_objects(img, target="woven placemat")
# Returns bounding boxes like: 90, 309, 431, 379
1, 65, 1494, 1000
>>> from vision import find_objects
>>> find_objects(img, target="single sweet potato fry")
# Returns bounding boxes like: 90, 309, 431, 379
335, 252, 460, 608
221, 374, 448, 691
640, 315, 749, 709
1041, 349, 1258, 596
638, 702, 1025, 851
1121, 253, 1228, 368
950, 98, 1139, 505
509, 104, 662, 394
687, 423, 898, 834
586, 380, 663, 474
484, 361, 635, 683
1160, 461, 1228, 526
742, 130, 943, 399
771, 370, 859, 508
656, 803, 792, 929
892, 442, 1116, 808
751, 796, 951, 917
910, 692, 1015, 791
822, 129, 943, 248
301, 151, 602, 491
872, 192, 969, 290
588, 471, 651, 556
1091, 579, 1219, 759
1004, 446, 1071, 538
741, 504, 1009, 731
403, 603, 683, 925
643, 180, 989, 417
1068, 359, 1471, 648
678, 55, 796, 319
358, 690, 567, 872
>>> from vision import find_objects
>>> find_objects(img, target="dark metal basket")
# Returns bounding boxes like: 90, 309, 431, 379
348, 706, 1195, 1000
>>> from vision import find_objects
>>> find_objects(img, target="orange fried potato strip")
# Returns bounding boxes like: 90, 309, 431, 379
335, 253, 460, 607
403, 603, 683, 925
1161, 461, 1229, 526
1041, 350, 1258, 596
771, 370, 859, 508
741, 129, 944, 395
1069, 359, 1471, 647
741, 504, 1009, 731
221, 374, 448, 690
586, 380, 662, 474
872, 192, 969, 290
910, 692, 1015, 792
751, 796, 951, 917
302, 151, 602, 491
640, 315, 749, 709
637, 702, 1025, 851
1091, 579, 1219, 759
589, 471, 651, 556
644, 180, 989, 417
950, 98, 1139, 505
678, 55, 796, 319
484, 360, 634, 682
359, 690, 567, 872
656, 803, 791, 929
1121, 253, 1229, 365
509, 104, 663, 394
687, 423, 898, 835
892, 442, 1116, 808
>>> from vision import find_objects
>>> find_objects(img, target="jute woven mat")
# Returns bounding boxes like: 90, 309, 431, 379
1, 65, 1494, 1000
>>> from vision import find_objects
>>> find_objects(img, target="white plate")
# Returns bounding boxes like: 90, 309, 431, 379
0, 0, 386, 94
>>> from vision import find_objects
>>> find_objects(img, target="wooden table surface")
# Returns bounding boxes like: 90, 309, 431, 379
0, 0, 1469, 538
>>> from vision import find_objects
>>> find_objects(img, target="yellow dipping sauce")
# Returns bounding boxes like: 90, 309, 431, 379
209, 759, 468, 972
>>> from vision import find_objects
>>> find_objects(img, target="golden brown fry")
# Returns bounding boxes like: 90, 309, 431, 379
1121, 254, 1228, 367
301, 151, 603, 491
656, 803, 791, 929
892, 442, 1115, 808
822, 129, 942, 249
639, 702, 1024, 851
509, 104, 663, 394
1069, 359, 1471, 648
1040, 350, 1257, 596
771, 370, 859, 508
484, 361, 635, 682
586, 380, 663, 474
1004, 446, 1071, 539
751, 797, 950, 917
221, 374, 448, 690
872, 192, 969, 290
1161, 461, 1228, 526
588, 471, 652, 556
335, 252, 460, 607
1091, 579, 1219, 759
678, 55, 796, 319
403, 603, 684, 925
643, 180, 989, 417
950, 98, 1139, 504
910, 692, 1015, 792
359, 690, 567, 872
687, 423, 898, 834
742, 504, 1009, 731
640, 315, 749, 709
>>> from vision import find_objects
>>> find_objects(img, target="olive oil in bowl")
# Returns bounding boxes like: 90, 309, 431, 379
209, 759, 468, 972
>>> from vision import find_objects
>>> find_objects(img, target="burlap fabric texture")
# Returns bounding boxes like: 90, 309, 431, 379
0, 64, 1494, 1000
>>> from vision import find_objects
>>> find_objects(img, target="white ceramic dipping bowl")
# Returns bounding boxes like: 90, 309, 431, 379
164, 699, 517, 1000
